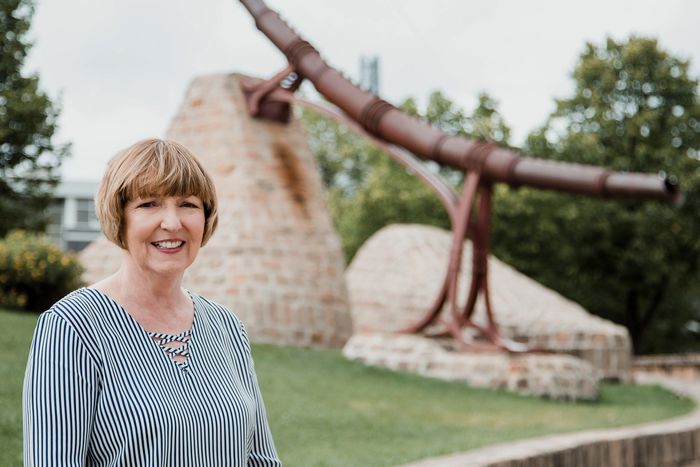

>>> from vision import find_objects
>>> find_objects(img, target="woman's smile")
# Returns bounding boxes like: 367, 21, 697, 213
124, 195, 205, 276
152, 240, 185, 250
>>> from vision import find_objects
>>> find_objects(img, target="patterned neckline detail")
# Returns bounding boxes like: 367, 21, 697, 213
147, 329, 192, 370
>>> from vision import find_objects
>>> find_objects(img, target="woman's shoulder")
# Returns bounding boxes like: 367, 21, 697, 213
45, 287, 107, 321
190, 292, 240, 322
33, 288, 105, 362
189, 292, 249, 338
190, 293, 255, 362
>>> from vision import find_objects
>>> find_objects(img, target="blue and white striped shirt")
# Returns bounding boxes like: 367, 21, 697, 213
23, 287, 281, 466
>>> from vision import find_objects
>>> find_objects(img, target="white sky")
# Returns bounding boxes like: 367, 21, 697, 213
25, 0, 700, 181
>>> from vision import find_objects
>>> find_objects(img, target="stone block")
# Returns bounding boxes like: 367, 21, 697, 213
343, 333, 599, 400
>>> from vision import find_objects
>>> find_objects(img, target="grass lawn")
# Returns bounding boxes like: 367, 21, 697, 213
2, 310, 694, 467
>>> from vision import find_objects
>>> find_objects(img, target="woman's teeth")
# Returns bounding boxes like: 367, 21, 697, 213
153, 241, 184, 249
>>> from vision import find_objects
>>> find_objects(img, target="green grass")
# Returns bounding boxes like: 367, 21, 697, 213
255, 345, 694, 466
1, 310, 37, 467
2, 310, 694, 467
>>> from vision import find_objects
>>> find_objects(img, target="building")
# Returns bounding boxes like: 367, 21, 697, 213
46, 180, 101, 252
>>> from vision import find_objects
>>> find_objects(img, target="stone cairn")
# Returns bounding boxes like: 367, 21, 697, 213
343, 224, 634, 400
79, 73, 353, 348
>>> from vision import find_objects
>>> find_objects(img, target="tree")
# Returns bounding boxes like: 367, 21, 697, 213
491, 36, 700, 354
0, 0, 68, 236
302, 90, 512, 263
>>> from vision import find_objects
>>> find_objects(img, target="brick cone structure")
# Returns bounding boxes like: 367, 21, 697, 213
79, 73, 353, 348
345, 224, 632, 382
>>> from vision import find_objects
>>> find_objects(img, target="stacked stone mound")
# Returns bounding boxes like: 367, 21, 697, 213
345, 224, 632, 381
79, 73, 352, 348
344, 333, 598, 400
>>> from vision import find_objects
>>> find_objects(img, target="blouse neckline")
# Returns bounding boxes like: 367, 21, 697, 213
82, 287, 198, 373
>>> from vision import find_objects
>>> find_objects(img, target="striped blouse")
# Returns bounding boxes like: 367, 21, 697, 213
23, 287, 281, 466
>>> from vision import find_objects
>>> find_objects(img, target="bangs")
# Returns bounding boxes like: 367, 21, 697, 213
120, 141, 212, 205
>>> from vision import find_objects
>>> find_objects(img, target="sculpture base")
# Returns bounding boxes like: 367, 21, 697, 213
346, 224, 632, 381
343, 333, 599, 401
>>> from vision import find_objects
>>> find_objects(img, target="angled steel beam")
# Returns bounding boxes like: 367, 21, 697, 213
239, 0, 679, 203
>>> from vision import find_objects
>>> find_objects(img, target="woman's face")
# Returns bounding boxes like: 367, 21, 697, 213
123, 194, 206, 278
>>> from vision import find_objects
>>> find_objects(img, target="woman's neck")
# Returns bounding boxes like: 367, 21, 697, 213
91, 257, 194, 333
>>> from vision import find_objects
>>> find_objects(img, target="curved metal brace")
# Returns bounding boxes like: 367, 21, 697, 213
258, 88, 460, 223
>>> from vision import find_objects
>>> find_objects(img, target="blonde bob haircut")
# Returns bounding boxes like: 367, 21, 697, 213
95, 138, 219, 249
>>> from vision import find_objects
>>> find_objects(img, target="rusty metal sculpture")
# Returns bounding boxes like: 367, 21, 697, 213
237, 0, 680, 352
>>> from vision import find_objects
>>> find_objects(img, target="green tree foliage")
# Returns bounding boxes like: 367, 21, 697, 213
491, 36, 700, 354
0, 0, 68, 236
303, 91, 511, 263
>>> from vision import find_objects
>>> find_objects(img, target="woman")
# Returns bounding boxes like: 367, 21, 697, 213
23, 138, 281, 466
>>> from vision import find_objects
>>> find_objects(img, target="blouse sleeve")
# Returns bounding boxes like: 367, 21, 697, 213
23, 311, 100, 467
238, 323, 283, 467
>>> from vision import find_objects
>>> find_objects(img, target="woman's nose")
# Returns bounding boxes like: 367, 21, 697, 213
160, 206, 182, 231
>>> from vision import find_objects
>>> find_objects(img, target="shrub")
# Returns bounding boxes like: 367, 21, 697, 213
0, 230, 84, 312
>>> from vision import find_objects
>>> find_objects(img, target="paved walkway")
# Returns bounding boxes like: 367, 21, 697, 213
398, 374, 700, 467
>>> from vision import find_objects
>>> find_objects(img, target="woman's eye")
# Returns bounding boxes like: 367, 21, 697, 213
137, 201, 157, 208
182, 198, 202, 208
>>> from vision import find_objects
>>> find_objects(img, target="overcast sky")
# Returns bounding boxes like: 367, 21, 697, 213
25, 0, 700, 181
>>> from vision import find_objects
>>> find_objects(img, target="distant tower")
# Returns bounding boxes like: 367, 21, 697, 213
359, 55, 380, 95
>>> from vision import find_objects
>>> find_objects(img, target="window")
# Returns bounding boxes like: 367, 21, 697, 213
76, 198, 99, 228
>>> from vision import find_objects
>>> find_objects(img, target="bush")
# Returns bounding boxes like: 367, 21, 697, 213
0, 231, 84, 312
